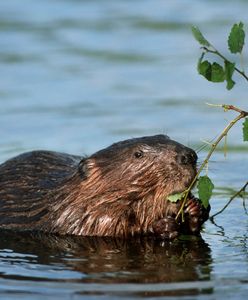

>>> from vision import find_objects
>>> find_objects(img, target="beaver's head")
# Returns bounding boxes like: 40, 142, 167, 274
80, 135, 197, 202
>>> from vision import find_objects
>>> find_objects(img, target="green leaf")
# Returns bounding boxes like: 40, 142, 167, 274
242, 118, 248, 141
167, 192, 184, 203
228, 22, 245, 54
211, 62, 225, 82
191, 26, 211, 47
197, 176, 214, 209
224, 60, 236, 90
198, 60, 225, 82
198, 59, 212, 80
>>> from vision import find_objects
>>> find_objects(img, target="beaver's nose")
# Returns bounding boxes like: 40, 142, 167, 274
176, 150, 197, 165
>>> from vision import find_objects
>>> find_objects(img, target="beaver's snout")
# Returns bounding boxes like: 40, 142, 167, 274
176, 149, 197, 166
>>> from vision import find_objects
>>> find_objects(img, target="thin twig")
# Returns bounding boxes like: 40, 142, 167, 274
206, 103, 248, 115
221, 104, 248, 115
176, 105, 248, 222
243, 197, 248, 215
210, 181, 248, 220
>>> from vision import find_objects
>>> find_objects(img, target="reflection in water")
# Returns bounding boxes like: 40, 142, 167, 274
0, 230, 213, 297
1, 0, 248, 298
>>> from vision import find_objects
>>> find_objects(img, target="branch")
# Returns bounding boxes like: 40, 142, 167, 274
210, 181, 248, 220
221, 104, 248, 115
201, 46, 248, 81
176, 105, 248, 222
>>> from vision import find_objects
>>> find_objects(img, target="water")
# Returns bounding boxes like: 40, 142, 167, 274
0, 0, 248, 299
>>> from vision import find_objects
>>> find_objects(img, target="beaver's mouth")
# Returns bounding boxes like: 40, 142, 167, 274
170, 170, 197, 198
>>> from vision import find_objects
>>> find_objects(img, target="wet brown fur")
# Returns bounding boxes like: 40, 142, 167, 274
0, 135, 202, 237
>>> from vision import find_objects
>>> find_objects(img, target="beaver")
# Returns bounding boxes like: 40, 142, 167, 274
0, 135, 209, 239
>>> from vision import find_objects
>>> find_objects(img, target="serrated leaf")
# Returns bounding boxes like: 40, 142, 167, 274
228, 22, 245, 54
197, 176, 214, 209
191, 26, 210, 47
224, 60, 236, 90
211, 62, 225, 82
242, 118, 248, 141
198, 60, 225, 82
167, 192, 184, 203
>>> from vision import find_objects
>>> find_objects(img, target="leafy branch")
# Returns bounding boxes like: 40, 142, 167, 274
192, 22, 246, 89
169, 22, 248, 222
175, 105, 248, 222
200, 47, 248, 82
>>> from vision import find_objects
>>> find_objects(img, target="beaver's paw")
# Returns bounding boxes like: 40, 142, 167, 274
184, 196, 202, 216
152, 216, 180, 240
183, 196, 210, 234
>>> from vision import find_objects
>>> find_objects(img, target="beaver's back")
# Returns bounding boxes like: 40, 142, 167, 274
0, 151, 81, 230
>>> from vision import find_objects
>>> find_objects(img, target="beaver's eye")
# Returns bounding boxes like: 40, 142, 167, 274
134, 150, 143, 159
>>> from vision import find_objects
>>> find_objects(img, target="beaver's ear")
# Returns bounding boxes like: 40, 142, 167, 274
78, 158, 90, 179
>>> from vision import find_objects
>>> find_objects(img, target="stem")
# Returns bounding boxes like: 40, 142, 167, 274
202, 47, 248, 82
176, 106, 248, 221
224, 134, 227, 158
221, 104, 248, 114
210, 181, 248, 220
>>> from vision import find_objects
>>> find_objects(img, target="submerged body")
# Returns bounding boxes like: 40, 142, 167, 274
0, 135, 209, 238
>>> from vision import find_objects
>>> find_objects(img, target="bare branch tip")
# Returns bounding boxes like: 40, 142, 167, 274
205, 102, 223, 108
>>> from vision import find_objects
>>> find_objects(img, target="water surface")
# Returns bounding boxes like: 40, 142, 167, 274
0, 0, 248, 299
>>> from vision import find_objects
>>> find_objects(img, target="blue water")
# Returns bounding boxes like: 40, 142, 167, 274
0, 0, 248, 299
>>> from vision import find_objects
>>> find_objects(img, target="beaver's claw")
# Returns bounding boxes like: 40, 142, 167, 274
152, 216, 180, 240
185, 197, 201, 216
183, 195, 210, 234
